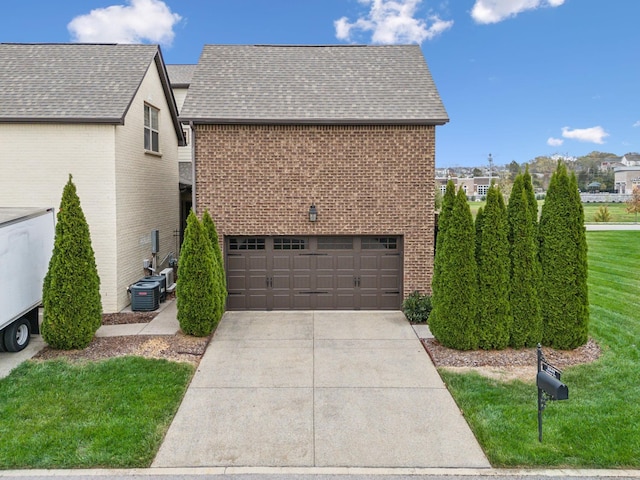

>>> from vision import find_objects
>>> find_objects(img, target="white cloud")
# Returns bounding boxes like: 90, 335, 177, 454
561, 126, 609, 144
633, 121, 640, 127
335, 0, 453, 45
471, 0, 565, 24
68, 0, 182, 45
547, 137, 564, 147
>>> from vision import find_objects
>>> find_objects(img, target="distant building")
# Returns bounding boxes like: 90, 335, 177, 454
614, 166, 640, 193
436, 176, 492, 197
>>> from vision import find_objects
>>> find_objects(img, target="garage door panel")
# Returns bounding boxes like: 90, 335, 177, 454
248, 256, 267, 269
293, 294, 312, 309
272, 255, 293, 269
380, 274, 399, 289
380, 255, 401, 269
360, 255, 379, 270
315, 274, 335, 290
293, 256, 312, 269
317, 293, 336, 309
336, 294, 356, 308
293, 274, 311, 290
226, 236, 402, 310
227, 275, 246, 290
272, 274, 290, 289
316, 255, 334, 270
246, 294, 267, 309
335, 255, 355, 270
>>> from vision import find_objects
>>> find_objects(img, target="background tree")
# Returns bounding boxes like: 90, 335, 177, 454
202, 210, 227, 321
507, 174, 542, 348
507, 160, 521, 181
430, 188, 479, 350
593, 205, 612, 222
539, 162, 589, 349
626, 186, 640, 223
176, 211, 217, 337
523, 165, 539, 227
41, 174, 102, 350
476, 185, 512, 349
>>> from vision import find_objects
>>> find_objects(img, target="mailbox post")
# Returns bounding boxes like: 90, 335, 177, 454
537, 344, 568, 442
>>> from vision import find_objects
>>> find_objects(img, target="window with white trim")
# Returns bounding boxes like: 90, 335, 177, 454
144, 104, 160, 153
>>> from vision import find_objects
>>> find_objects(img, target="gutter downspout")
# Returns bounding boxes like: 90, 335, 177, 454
190, 121, 196, 214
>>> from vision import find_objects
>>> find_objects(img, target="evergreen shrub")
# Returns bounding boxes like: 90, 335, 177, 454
507, 174, 542, 348
41, 174, 102, 350
202, 210, 227, 321
476, 185, 512, 350
430, 188, 479, 350
539, 162, 589, 349
402, 291, 432, 323
176, 211, 217, 336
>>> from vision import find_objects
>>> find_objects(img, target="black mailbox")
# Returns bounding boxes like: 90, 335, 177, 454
537, 372, 568, 400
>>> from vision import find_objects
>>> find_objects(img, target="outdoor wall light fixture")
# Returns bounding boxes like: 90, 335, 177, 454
309, 204, 318, 222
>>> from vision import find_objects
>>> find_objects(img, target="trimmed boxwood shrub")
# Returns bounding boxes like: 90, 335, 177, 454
402, 291, 432, 323
176, 211, 217, 337
41, 174, 102, 350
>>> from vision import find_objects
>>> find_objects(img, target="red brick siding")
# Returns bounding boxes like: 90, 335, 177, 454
194, 124, 435, 297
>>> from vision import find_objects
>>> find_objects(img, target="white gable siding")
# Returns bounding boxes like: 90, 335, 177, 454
114, 61, 180, 310
0, 123, 119, 311
172, 86, 193, 165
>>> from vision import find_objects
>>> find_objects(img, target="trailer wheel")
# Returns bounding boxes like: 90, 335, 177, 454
4, 318, 31, 352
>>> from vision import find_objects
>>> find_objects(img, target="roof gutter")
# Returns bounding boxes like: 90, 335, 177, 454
180, 117, 450, 126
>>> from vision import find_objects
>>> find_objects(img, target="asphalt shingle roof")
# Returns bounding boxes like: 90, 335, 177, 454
166, 64, 197, 88
0, 43, 159, 123
181, 45, 449, 125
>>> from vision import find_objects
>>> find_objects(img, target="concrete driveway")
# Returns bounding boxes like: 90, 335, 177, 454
153, 311, 489, 469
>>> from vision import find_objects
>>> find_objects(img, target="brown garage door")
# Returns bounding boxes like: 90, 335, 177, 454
225, 236, 402, 310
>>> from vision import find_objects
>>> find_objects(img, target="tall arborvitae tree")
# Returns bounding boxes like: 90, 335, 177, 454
523, 164, 539, 228
430, 188, 478, 350
475, 206, 484, 262
42, 174, 102, 350
476, 185, 512, 350
507, 174, 542, 348
177, 211, 217, 337
202, 210, 227, 321
436, 180, 456, 245
568, 172, 589, 345
431, 180, 456, 301
539, 162, 589, 349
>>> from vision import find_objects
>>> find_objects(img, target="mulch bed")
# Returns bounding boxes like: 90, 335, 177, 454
422, 337, 601, 369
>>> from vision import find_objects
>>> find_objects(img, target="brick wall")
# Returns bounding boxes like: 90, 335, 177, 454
194, 124, 436, 297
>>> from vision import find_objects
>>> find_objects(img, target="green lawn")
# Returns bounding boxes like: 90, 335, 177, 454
0, 357, 193, 468
582, 202, 639, 223
440, 231, 640, 468
468, 200, 638, 223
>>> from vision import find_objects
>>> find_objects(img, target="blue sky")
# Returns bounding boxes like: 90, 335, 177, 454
2, 0, 639, 167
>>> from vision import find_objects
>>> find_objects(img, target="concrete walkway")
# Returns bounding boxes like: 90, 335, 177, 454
153, 311, 490, 469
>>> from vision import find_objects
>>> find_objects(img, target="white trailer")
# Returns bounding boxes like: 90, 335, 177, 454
0, 208, 55, 352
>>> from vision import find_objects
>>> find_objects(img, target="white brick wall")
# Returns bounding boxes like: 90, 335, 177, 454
0, 123, 119, 310
114, 61, 180, 311
0, 61, 181, 313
